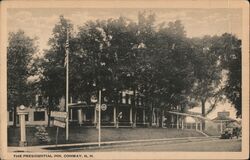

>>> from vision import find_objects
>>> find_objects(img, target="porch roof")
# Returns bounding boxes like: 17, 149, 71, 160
167, 111, 211, 121
212, 116, 236, 122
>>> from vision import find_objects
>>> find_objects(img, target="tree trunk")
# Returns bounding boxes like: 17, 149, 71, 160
149, 102, 153, 127
201, 99, 206, 131
47, 109, 51, 127
47, 97, 53, 127
161, 108, 165, 128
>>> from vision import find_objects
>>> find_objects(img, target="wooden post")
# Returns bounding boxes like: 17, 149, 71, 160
130, 107, 133, 126
55, 127, 59, 147
78, 109, 82, 126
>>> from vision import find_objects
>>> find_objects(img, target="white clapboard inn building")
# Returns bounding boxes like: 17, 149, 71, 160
7, 91, 237, 134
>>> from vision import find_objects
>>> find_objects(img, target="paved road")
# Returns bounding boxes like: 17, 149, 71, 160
71, 138, 241, 152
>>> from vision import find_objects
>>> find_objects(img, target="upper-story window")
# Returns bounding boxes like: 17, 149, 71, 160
34, 111, 45, 121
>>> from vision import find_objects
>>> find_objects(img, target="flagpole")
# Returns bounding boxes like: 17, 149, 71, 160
66, 27, 69, 141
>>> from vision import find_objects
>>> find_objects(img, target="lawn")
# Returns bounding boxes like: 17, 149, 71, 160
8, 126, 204, 146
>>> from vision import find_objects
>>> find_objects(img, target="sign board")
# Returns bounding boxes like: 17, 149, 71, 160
101, 104, 107, 111
51, 111, 67, 118
218, 111, 230, 118
91, 95, 98, 103
54, 119, 66, 128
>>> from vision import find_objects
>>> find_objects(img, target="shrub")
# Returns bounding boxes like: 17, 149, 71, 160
35, 126, 51, 144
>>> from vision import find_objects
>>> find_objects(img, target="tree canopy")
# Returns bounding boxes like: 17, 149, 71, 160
10, 13, 242, 126
7, 30, 37, 126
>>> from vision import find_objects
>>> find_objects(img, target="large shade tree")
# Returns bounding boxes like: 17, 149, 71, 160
7, 30, 37, 127
217, 33, 242, 117
36, 15, 74, 126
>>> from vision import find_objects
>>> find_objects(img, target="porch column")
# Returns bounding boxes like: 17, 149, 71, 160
143, 109, 146, 124
70, 109, 73, 121
195, 118, 198, 131
156, 110, 159, 127
83, 111, 86, 122
152, 108, 155, 126
130, 107, 133, 125
78, 109, 82, 126
113, 106, 116, 126
200, 121, 203, 131
94, 108, 97, 124
133, 109, 137, 127
176, 115, 179, 129
161, 111, 165, 128
171, 114, 174, 128
181, 117, 184, 130
220, 121, 223, 133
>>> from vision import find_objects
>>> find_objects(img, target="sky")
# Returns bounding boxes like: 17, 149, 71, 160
7, 8, 242, 52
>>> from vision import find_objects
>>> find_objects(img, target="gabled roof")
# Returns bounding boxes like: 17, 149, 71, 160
212, 116, 236, 122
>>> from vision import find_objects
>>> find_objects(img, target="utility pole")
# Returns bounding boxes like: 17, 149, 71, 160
98, 90, 101, 147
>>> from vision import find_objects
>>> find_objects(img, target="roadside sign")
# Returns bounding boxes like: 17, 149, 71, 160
51, 111, 67, 118
54, 119, 66, 128
101, 104, 107, 111
91, 95, 98, 103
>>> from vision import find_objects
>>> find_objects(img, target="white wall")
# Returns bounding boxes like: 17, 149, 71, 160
8, 107, 49, 126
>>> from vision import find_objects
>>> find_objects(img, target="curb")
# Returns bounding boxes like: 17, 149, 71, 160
8, 136, 220, 152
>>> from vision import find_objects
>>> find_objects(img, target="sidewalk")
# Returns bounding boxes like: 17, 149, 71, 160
8, 136, 219, 152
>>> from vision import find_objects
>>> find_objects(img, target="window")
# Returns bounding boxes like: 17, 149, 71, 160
38, 96, 43, 105
34, 111, 45, 121
9, 112, 13, 122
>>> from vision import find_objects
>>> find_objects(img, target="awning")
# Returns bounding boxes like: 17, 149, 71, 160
68, 103, 95, 108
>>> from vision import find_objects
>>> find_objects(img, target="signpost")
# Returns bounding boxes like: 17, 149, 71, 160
93, 90, 107, 147
51, 111, 67, 118
51, 111, 67, 146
